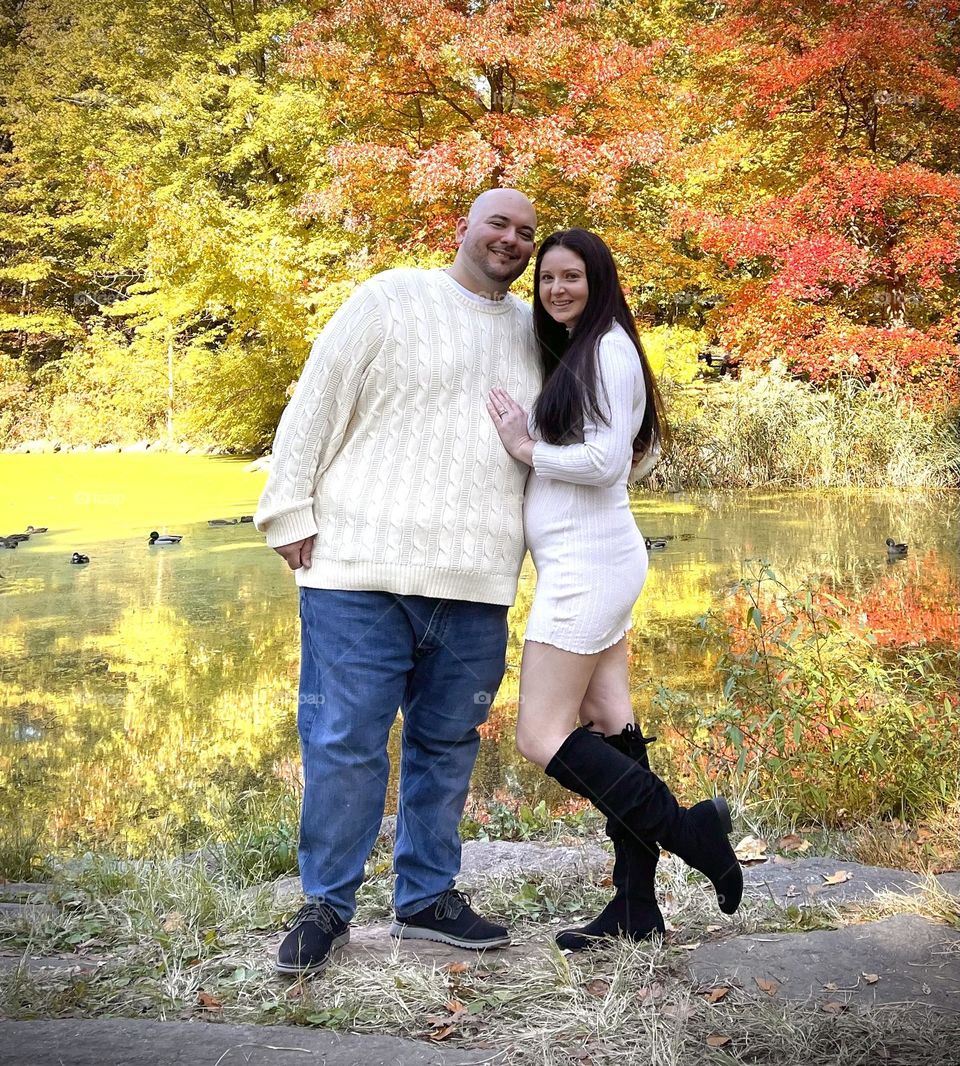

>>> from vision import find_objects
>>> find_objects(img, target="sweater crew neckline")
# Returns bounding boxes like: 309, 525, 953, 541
432, 268, 521, 314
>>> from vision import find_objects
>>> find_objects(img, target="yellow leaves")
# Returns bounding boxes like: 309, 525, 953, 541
754, 976, 779, 996
704, 985, 731, 1003
706, 1033, 732, 1048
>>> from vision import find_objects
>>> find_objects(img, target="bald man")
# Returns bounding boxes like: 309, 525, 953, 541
255, 190, 541, 974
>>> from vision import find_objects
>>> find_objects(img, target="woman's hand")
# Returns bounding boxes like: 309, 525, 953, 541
486, 387, 535, 466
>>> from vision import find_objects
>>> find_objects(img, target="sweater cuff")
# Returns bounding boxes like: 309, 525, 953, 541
260, 505, 319, 548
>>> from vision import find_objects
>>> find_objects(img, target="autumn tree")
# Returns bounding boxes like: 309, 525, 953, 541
672, 0, 960, 398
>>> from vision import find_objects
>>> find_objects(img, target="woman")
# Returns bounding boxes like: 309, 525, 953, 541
486, 229, 742, 951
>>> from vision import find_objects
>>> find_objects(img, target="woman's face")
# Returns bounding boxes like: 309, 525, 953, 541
538, 246, 589, 329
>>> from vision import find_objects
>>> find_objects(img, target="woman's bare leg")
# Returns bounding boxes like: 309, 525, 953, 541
577, 637, 634, 735
514, 640, 601, 769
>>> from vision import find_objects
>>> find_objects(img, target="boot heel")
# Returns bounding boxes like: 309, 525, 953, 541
712, 797, 732, 834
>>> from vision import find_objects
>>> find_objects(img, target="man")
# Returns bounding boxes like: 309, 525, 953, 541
255, 188, 540, 975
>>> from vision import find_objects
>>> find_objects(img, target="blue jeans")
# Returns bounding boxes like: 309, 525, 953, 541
296, 588, 509, 921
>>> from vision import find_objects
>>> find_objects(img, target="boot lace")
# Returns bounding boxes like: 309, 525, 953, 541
286, 901, 339, 932
434, 889, 470, 921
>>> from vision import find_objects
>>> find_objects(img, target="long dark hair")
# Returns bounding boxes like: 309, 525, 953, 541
532, 229, 668, 463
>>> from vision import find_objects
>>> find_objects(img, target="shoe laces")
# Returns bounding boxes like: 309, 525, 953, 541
286, 901, 340, 932
434, 889, 470, 921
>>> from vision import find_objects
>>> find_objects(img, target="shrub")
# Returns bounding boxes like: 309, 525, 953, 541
657, 563, 960, 823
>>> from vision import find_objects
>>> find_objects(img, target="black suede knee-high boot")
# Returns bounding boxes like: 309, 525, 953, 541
556, 725, 664, 951
545, 726, 743, 915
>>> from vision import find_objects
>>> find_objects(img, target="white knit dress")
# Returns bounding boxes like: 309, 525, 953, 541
523, 322, 649, 654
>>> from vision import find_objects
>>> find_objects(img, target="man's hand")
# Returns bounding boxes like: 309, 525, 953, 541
274, 536, 315, 570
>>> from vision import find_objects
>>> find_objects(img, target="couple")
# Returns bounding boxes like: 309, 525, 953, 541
254, 188, 743, 976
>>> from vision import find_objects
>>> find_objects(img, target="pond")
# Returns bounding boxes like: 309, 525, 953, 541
1, 454, 957, 859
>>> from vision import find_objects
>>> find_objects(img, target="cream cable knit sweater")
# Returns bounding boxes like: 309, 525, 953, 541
254, 268, 542, 605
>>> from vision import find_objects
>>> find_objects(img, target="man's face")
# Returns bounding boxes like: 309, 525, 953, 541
454, 194, 537, 290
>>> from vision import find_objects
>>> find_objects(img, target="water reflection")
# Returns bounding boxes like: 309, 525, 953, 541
0, 456, 957, 857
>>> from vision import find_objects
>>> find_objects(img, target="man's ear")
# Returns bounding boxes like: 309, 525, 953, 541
454, 216, 469, 245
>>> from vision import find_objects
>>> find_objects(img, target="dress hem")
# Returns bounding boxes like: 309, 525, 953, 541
522, 624, 632, 656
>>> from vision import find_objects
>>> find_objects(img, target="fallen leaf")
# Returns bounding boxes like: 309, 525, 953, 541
661, 1002, 693, 1020
705, 925, 722, 934
677, 941, 702, 951
637, 982, 665, 1004
430, 1025, 456, 1042
822, 870, 852, 886
734, 834, 768, 864
446, 999, 465, 1013
706, 1033, 732, 1048
705, 986, 731, 1003
584, 979, 610, 996
821, 1000, 847, 1015
754, 977, 779, 996
443, 961, 470, 974
196, 991, 222, 1011
162, 912, 185, 933
777, 834, 812, 854
916, 827, 934, 844
285, 984, 303, 1000
862, 973, 880, 985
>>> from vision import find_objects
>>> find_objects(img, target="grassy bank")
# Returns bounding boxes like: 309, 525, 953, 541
650, 372, 960, 490
3, 803, 959, 1064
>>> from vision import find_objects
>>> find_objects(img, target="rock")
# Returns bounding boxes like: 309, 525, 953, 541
0, 900, 56, 919
742, 857, 960, 907
0, 1019, 497, 1066
459, 840, 610, 888
0, 952, 104, 976
18, 439, 58, 454
251, 840, 610, 912
688, 914, 960, 1012
0, 882, 53, 900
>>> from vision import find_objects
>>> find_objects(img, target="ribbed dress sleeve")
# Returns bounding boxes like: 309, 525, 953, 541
531, 331, 643, 488
254, 284, 385, 547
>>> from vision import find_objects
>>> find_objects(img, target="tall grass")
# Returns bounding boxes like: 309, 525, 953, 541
650, 371, 960, 489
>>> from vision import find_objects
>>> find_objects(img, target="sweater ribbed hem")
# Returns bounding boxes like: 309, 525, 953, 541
294, 560, 520, 606
259, 505, 319, 548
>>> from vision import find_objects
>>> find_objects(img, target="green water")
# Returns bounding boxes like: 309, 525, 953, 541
1, 454, 957, 858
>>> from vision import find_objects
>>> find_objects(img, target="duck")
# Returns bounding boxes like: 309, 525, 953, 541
208, 518, 239, 526
3, 532, 29, 543
149, 531, 183, 545
645, 537, 668, 551
71, 552, 90, 564
0, 536, 19, 549
239, 515, 254, 523
24, 525, 48, 534
885, 537, 908, 558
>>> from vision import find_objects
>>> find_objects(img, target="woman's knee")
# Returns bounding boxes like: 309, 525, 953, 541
516, 723, 566, 769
